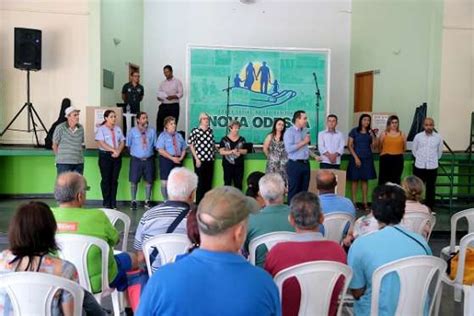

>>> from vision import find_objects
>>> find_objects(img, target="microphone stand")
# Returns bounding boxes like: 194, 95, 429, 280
313, 72, 322, 151
222, 75, 231, 132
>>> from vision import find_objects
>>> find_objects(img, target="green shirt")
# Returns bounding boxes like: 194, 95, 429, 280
244, 204, 294, 267
52, 207, 119, 293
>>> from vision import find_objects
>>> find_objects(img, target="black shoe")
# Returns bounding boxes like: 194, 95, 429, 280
144, 200, 152, 210
130, 200, 137, 210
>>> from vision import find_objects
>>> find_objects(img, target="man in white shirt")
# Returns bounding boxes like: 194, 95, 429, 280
412, 117, 443, 209
317, 114, 345, 169
157, 65, 183, 135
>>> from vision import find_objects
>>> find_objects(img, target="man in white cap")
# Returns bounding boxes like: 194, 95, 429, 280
52, 106, 85, 175
137, 186, 281, 316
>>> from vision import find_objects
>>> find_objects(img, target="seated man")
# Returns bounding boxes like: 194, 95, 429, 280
134, 167, 197, 271
244, 173, 294, 267
348, 184, 432, 315
317, 169, 355, 217
52, 172, 137, 293
265, 191, 347, 316
137, 186, 281, 316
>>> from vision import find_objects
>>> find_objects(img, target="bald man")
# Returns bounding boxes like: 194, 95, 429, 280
412, 117, 443, 210
52, 172, 137, 293
317, 169, 355, 217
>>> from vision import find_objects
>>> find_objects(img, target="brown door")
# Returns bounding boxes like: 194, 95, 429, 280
354, 71, 374, 112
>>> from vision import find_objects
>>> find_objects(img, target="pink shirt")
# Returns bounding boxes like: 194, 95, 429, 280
158, 77, 183, 104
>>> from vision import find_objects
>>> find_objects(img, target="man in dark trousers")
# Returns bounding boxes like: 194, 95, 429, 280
122, 71, 144, 134
156, 65, 183, 135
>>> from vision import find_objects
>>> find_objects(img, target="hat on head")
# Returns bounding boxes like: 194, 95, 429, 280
197, 186, 260, 235
64, 106, 80, 118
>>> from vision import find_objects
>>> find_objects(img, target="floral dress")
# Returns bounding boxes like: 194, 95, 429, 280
265, 136, 288, 185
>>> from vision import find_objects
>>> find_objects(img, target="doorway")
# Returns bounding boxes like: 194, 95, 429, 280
354, 71, 374, 113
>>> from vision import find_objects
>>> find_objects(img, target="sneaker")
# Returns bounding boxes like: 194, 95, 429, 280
130, 200, 137, 210
144, 200, 152, 210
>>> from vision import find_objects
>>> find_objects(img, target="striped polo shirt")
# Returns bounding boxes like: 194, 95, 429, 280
52, 122, 84, 164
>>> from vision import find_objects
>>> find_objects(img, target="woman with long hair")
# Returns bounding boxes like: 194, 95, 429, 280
378, 115, 406, 185
263, 118, 288, 185
95, 110, 125, 209
347, 114, 377, 210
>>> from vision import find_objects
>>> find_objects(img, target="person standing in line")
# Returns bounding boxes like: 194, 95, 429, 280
156, 116, 187, 201
126, 112, 156, 211
95, 110, 125, 209
347, 114, 377, 211
317, 114, 345, 170
284, 110, 320, 204
378, 115, 406, 185
263, 118, 288, 186
412, 117, 443, 210
121, 71, 144, 134
156, 65, 183, 135
188, 112, 216, 204
219, 120, 248, 190
52, 106, 85, 175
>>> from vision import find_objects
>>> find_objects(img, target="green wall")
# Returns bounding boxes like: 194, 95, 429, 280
350, 0, 444, 131
100, 0, 144, 107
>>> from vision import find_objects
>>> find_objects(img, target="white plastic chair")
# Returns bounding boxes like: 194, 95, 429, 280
441, 208, 474, 260
370, 255, 446, 316
0, 271, 84, 316
101, 208, 131, 252
322, 212, 354, 243
402, 212, 436, 241
56, 234, 121, 316
274, 261, 353, 316
248, 231, 297, 265
143, 233, 191, 276
442, 232, 474, 307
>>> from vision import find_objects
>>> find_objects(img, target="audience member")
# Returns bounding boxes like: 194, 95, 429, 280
348, 184, 432, 315
137, 186, 280, 316
317, 169, 355, 217
245, 171, 265, 208
265, 191, 347, 316
402, 175, 432, 238
52, 172, 137, 293
134, 167, 197, 271
244, 173, 293, 267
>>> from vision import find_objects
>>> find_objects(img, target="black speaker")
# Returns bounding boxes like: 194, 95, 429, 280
14, 27, 42, 71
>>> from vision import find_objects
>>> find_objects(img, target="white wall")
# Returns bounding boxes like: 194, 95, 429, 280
438, 0, 474, 150
143, 0, 352, 134
0, 0, 90, 144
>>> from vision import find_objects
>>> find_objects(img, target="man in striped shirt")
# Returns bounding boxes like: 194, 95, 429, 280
134, 167, 197, 272
52, 106, 85, 175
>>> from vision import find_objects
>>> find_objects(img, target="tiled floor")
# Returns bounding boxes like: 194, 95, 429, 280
0, 198, 465, 315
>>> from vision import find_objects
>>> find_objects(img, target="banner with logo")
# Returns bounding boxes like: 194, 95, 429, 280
186, 46, 330, 144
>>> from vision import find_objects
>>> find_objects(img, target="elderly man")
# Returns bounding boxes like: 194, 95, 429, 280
137, 186, 280, 316
265, 191, 347, 316
348, 184, 432, 315
52, 172, 137, 293
52, 106, 85, 175
317, 169, 356, 217
244, 173, 293, 267
134, 167, 197, 271
412, 117, 443, 210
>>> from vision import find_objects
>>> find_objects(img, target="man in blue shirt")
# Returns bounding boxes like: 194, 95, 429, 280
317, 170, 356, 217
284, 110, 319, 204
126, 112, 157, 210
137, 186, 281, 316
348, 184, 432, 316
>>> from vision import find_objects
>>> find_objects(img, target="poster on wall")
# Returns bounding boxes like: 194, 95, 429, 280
187, 45, 330, 144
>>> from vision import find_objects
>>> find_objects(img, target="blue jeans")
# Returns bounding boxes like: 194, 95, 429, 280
56, 163, 84, 175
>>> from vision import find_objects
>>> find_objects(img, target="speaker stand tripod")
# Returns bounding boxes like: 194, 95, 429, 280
0, 70, 48, 147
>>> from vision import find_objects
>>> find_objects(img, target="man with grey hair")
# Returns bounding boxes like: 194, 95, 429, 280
137, 186, 280, 316
134, 167, 198, 270
52, 172, 137, 293
244, 173, 293, 267
265, 191, 347, 316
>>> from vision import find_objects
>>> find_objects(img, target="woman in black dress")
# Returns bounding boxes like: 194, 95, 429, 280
219, 120, 248, 190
